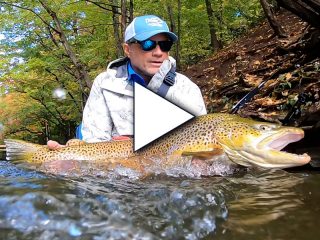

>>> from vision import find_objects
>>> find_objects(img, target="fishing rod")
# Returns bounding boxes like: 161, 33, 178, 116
231, 79, 311, 126
230, 79, 269, 114
231, 64, 298, 114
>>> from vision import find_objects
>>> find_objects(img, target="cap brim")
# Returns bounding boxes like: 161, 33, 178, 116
134, 30, 178, 42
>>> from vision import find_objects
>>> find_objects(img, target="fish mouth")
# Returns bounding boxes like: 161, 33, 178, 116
248, 129, 311, 168
266, 132, 304, 150
225, 128, 311, 169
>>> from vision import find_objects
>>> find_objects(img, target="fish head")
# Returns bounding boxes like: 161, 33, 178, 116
212, 114, 311, 168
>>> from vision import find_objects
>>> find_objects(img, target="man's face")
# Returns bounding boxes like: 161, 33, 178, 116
123, 33, 170, 82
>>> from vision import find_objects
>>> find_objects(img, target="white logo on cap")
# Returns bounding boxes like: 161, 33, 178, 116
145, 17, 163, 27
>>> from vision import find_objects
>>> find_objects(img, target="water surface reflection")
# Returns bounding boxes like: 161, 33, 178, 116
0, 160, 319, 240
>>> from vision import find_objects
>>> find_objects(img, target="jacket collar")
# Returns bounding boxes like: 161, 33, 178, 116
127, 62, 146, 87
100, 58, 133, 96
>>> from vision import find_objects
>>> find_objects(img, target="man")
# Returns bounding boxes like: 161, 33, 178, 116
48, 15, 206, 148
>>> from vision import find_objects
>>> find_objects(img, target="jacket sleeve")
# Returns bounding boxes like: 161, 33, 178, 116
167, 73, 207, 116
148, 56, 176, 92
148, 57, 207, 116
81, 72, 113, 142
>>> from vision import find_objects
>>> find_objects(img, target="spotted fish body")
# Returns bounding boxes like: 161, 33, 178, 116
5, 113, 311, 170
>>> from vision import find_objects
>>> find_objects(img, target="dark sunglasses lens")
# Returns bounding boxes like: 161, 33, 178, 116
140, 40, 173, 52
141, 40, 157, 51
158, 41, 173, 52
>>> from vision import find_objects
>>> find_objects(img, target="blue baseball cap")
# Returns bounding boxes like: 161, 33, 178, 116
125, 15, 178, 43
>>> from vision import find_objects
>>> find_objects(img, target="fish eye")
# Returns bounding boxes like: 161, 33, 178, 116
258, 124, 272, 131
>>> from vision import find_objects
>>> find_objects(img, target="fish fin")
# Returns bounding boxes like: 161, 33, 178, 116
4, 139, 44, 161
182, 149, 223, 160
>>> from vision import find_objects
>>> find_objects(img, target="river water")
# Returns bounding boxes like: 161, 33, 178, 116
0, 158, 319, 240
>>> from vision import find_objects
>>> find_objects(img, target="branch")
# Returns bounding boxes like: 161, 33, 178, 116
6, 126, 43, 135
85, 0, 120, 13
15, 88, 66, 126
38, 0, 92, 90
0, 1, 59, 33
45, 68, 82, 112
33, 30, 55, 51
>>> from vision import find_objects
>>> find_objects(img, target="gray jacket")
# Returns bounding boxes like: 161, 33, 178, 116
82, 57, 207, 142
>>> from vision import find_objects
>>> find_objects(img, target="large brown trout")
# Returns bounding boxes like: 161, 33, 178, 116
5, 113, 310, 173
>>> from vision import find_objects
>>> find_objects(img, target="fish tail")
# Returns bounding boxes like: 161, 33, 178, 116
4, 139, 44, 161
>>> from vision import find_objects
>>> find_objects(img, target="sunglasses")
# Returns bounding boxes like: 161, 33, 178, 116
129, 39, 173, 52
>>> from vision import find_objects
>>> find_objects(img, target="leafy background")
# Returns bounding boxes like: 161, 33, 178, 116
0, 0, 263, 143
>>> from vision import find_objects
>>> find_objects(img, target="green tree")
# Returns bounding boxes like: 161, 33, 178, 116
0, 0, 265, 142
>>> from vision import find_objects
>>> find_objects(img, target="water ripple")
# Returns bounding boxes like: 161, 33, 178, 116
0, 160, 319, 239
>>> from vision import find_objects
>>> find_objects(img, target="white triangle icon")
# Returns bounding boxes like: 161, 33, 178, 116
134, 82, 194, 151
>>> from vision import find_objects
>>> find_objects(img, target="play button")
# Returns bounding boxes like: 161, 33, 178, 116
134, 82, 194, 151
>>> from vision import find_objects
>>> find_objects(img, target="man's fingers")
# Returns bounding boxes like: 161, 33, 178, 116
47, 140, 65, 150
112, 135, 132, 141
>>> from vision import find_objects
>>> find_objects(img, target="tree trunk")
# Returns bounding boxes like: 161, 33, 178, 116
120, 0, 127, 40
275, 0, 320, 29
204, 0, 222, 51
167, 4, 176, 35
218, 0, 223, 41
260, 0, 287, 37
39, 0, 91, 108
129, 0, 133, 21
176, 0, 181, 69
166, 3, 180, 69
111, 0, 123, 56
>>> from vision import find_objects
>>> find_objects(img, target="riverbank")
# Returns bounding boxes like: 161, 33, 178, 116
184, 10, 319, 128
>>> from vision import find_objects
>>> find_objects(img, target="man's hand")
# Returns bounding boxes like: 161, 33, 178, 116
112, 135, 132, 141
47, 140, 65, 150
47, 139, 87, 150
